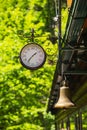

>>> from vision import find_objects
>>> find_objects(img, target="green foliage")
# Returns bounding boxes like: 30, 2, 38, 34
61, 8, 68, 35
0, 0, 57, 129
0, 0, 68, 129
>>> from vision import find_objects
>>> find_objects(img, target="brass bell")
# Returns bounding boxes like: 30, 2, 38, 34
54, 80, 75, 109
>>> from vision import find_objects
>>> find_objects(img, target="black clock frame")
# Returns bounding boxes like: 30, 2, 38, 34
19, 43, 46, 70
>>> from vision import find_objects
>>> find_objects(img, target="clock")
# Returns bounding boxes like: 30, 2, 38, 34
19, 43, 46, 70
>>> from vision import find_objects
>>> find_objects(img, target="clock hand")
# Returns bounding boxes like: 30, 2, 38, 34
28, 52, 37, 62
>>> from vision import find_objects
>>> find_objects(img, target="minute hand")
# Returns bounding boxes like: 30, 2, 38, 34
28, 52, 37, 62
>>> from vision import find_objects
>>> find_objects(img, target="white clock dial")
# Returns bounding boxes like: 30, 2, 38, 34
20, 43, 46, 70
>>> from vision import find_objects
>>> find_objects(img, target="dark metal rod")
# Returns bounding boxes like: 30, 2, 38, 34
60, 47, 87, 51
64, 71, 87, 75
66, 117, 70, 130
58, 0, 62, 75
73, 17, 86, 19
79, 111, 82, 130
31, 28, 34, 42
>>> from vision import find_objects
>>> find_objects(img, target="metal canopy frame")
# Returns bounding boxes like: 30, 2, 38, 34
47, 0, 87, 115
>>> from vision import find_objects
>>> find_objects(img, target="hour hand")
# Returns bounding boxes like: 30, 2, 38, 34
28, 52, 37, 62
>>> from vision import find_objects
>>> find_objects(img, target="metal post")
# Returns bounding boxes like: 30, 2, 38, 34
75, 115, 78, 130
66, 117, 71, 130
31, 28, 34, 42
58, 0, 62, 75
78, 111, 82, 130
61, 120, 64, 130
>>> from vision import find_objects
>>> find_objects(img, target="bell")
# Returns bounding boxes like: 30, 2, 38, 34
54, 81, 75, 109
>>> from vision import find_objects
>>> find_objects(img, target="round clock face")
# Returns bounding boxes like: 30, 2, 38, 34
19, 43, 46, 70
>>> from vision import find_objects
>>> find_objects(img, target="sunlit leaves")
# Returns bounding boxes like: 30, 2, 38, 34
62, 8, 68, 35
0, 0, 59, 129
